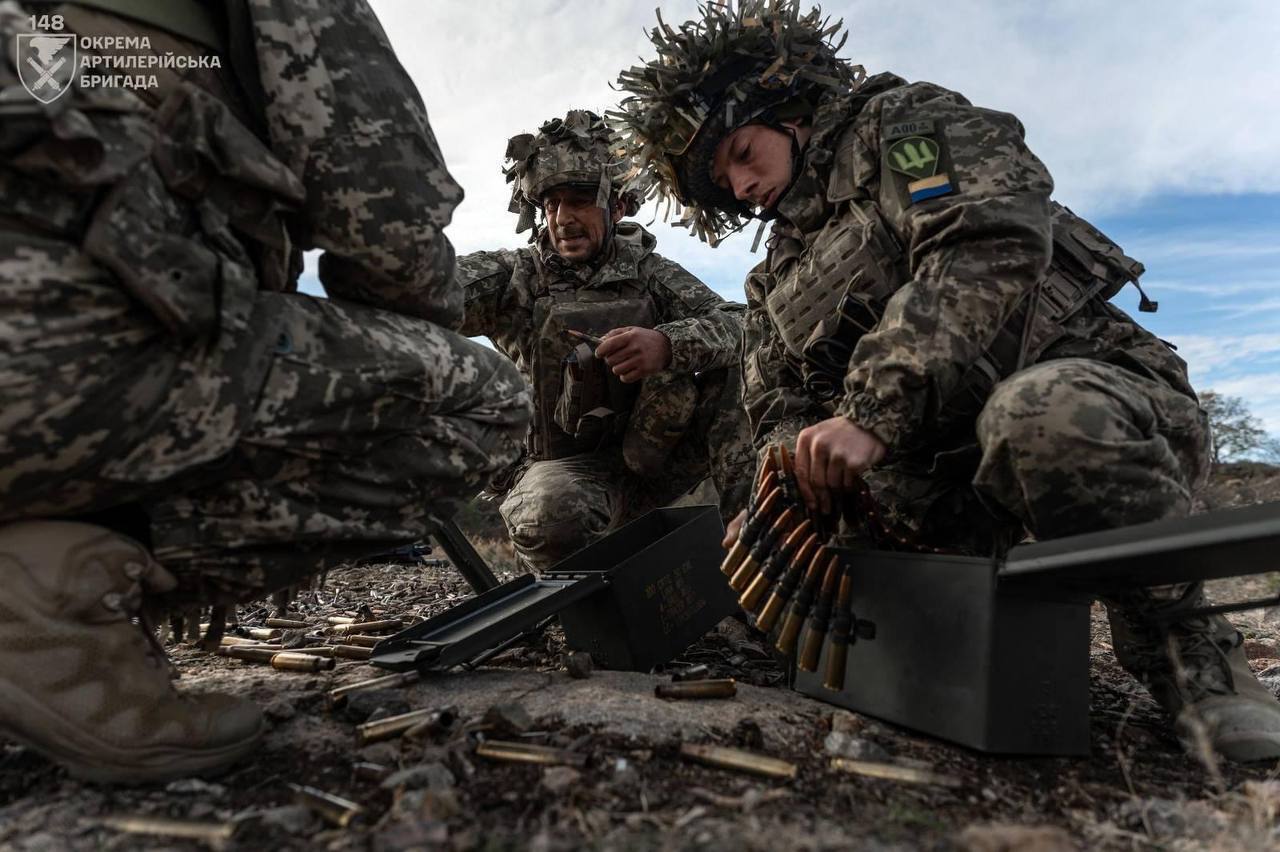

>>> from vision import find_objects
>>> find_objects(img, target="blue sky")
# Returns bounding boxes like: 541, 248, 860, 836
301, 1, 1280, 439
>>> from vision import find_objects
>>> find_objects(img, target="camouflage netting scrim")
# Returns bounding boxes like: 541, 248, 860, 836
503, 109, 639, 237
609, 0, 864, 244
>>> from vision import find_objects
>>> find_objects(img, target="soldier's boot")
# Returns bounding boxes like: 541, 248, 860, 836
1106, 583, 1280, 762
0, 521, 264, 783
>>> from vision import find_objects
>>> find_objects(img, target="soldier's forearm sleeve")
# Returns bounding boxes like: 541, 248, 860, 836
838, 83, 1054, 448
742, 268, 827, 451
646, 255, 745, 374
248, 0, 466, 328
454, 250, 522, 343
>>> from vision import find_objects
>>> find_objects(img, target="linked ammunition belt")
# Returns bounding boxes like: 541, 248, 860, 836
721, 445, 950, 692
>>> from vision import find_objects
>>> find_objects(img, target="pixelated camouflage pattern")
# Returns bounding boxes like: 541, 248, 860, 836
499, 362, 753, 572
0, 1, 530, 604
247, 0, 466, 328
458, 221, 753, 566
503, 110, 637, 236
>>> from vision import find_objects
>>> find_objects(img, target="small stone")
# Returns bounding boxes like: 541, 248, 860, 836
343, 690, 412, 724
541, 766, 582, 795
958, 823, 1077, 852
823, 731, 891, 762
263, 698, 296, 722
565, 651, 593, 679
358, 742, 401, 765
381, 761, 456, 792
483, 702, 534, 736
1243, 639, 1279, 660
830, 710, 864, 736
255, 804, 317, 835
165, 778, 226, 797
733, 718, 765, 750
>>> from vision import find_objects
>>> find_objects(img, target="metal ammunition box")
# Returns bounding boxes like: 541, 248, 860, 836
372, 506, 737, 673
795, 501, 1280, 756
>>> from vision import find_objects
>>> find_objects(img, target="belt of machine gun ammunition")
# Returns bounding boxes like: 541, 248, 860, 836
720, 444, 950, 692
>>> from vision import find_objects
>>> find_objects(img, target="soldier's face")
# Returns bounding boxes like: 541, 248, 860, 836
710, 122, 803, 212
543, 186, 624, 263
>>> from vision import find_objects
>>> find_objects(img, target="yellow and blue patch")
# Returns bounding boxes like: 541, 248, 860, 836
907, 173, 953, 204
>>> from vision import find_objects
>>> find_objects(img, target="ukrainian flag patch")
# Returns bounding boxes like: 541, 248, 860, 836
907, 173, 953, 204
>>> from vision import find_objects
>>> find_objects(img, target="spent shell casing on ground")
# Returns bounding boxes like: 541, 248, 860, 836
331, 644, 373, 661
264, 617, 311, 629
272, 651, 335, 672
327, 670, 420, 708
671, 663, 712, 682
223, 645, 284, 663
654, 678, 737, 700
99, 815, 236, 844
289, 783, 364, 827
288, 646, 335, 658
326, 616, 358, 625
355, 706, 457, 746
475, 740, 588, 768
240, 627, 281, 641
339, 634, 383, 648
823, 571, 856, 691
352, 761, 391, 783
218, 635, 260, 647
798, 555, 844, 672
756, 532, 820, 632
679, 743, 797, 780
329, 618, 403, 636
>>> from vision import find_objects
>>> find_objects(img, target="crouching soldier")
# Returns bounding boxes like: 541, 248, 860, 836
610, 1, 1280, 760
458, 110, 755, 571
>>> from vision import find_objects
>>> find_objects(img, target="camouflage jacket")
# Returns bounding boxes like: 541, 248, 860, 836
248, 0, 465, 328
745, 73, 1194, 454
458, 222, 743, 379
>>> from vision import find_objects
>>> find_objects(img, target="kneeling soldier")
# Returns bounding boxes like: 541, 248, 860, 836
458, 110, 755, 571
611, 1, 1280, 761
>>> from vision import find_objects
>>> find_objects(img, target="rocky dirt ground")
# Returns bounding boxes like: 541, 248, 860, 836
2, 465, 1280, 851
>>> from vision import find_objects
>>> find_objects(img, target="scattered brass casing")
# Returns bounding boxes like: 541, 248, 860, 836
326, 670, 419, 708
679, 743, 797, 780
329, 619, 403, 636
740, 519, 812, 612
355, 706, 457, 746
755, 533, 820, 632
475, 740, 587, 768
265, 617, 311, 629
289, 783, 364, 827
271, 651, 335, 672
654, 678, 737, 700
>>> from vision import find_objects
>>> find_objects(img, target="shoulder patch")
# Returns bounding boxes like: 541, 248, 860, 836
883, 119, 935, 141
886, 136, 940, 180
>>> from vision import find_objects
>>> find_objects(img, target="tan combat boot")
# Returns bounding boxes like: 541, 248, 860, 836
0, 521, 264, 783
1107, 583, 1280, 762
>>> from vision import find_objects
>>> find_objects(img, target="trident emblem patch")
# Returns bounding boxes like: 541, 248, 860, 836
16, 32, 77, 104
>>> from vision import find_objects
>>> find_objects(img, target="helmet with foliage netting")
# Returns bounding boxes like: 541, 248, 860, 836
504, 109, 641, 237
609, 1, 863, 244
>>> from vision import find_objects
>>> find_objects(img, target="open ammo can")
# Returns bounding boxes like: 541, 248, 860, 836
372, 505, 738, 673
793, 501, 1280, 756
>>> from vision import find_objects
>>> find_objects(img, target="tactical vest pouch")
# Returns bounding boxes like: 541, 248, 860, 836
553, 342, 618, 447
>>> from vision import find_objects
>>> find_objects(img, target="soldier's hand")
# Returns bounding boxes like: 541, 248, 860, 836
794, 417, 887, 515
722, 509, 747, 550
596, 327, 672, 383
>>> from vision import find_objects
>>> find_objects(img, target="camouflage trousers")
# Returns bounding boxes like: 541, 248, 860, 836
500, 364, 755, 571
0, 234, 532, 605
858, 358, 1211, 554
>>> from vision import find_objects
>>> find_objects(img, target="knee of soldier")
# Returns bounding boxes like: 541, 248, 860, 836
977, 359, 1135, 457
499, 473, 610, 554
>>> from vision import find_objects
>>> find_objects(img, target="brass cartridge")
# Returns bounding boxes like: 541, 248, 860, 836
756, 532, 820, 633
798, 555, 844, 672
679, 743, 797, 780
654, 678, 737, 700
329, 619, 403, 636
475, 740, 587, 768
326, 670, 420, 708
271, 651, 335, 672
355, 706, 457, 746
265, 617, 311, 629
289, 783, 364, 827
740, 518, 812, 612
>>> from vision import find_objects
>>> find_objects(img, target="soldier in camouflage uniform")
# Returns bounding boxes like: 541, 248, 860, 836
0, 0, 530, 782
457, 110, 754, 571
611, 0, 1280, 761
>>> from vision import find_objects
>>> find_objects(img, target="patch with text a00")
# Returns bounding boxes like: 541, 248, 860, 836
907, 173, 954, 204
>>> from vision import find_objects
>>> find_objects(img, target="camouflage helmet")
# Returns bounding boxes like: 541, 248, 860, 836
609, 1, 863, 244
504, 109, 641, 236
